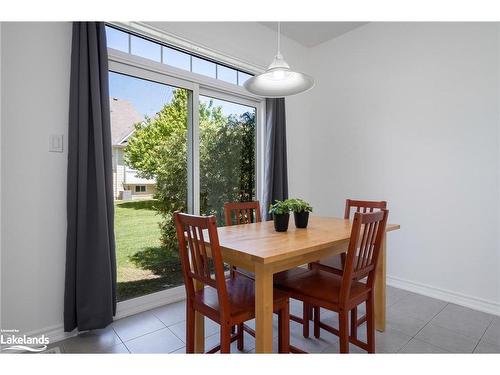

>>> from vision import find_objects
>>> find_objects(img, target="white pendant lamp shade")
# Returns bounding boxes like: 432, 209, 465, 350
244, 23, 314, 98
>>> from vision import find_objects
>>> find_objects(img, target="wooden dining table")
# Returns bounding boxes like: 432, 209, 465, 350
195, 215, 400, 353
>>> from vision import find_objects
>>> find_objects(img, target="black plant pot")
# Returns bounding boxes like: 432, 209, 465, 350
273, 213, 290, 232
294, 211, 310, 228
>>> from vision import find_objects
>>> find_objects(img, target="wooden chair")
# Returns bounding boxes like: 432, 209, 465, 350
224, 201, 261, 226
308, 199, 387, 338
274, 210, 389, 353
224, 201, 261, 280
174, 211, 290, 353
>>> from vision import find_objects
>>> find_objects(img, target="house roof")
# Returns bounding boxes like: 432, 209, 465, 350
110, 97, 143, 146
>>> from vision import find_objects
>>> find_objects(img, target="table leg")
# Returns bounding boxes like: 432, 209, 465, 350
194, 280, 205, 353
254, 263, 274, 353
375, 233, 387, 332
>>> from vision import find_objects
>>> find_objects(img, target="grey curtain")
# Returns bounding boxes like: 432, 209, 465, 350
263, 98, 288, 220
64, 22, 116, 332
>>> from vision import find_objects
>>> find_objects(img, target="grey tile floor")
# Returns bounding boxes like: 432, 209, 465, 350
54, 286, 500, 354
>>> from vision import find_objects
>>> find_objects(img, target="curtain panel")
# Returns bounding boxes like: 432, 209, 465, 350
263, 98, 288, 220
64, 22, 116, 332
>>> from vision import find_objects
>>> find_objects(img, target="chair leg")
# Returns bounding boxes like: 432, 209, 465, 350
237, 323, 244, 351
278, 302, 290, 353
313, 306, 320, 338
339, 310, 349, 354
186, 303, 195, 354
350, 306, 358, 339
302, 303, 310, 338
220, 323, 231, 354
366, 295, 375, 353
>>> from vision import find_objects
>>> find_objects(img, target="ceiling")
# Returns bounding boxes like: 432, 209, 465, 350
259, 22, 368, 47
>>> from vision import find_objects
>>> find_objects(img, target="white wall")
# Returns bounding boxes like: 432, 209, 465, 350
1, 22, 72, 335
308, 22, 500, 312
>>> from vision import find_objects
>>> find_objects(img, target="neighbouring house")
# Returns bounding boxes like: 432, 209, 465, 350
110, 97, 156, 200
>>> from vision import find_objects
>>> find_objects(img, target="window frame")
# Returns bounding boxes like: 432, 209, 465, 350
105, 24, 257, 89
108, 48, 265, 215
108, 44, 265, 314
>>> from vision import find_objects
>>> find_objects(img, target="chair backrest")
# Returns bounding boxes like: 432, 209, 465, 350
340, 210, 389, 304
174, 212, 229, 313
344, 199, 387, 219
224, 201, 261, 226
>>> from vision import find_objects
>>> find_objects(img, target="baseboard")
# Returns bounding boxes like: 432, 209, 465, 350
387, 275, 500, 317
115, 284, 186, 320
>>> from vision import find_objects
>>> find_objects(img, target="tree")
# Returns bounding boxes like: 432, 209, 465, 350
124, 89, 255, 253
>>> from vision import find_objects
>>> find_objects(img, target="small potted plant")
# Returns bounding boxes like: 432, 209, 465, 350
287, 198, 313, 228
269, 200, 290, 232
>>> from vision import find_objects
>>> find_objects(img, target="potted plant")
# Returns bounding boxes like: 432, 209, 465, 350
286, 198, 313, 228
269, 200, 290, 232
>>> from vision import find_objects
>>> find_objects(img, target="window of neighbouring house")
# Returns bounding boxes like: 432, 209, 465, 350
135, 185, 146, 193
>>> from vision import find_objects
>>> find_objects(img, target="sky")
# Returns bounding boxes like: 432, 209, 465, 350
109, 71, 255, 120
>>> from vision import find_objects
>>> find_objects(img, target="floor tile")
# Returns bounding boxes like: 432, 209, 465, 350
415, 323, 478, 353
150, 301, 186, 327
170, 346, 187, 354
289, 320, 339, 353
430, 303, 494, 339
93, 343, 130, 354
482, 318, 500, 346
125, 328, 184, 354
386, 286, 410, 307
386, 308, 428, 336
399, 338, 449, 353
317, 310, 338, 329
356, 324, 412, 353
290, 299, 305, 317
168, 317, 220, 342
474, 340, 500, 353
61, 326, 122, 353
321, 342, 366, 354
391, 293, 447, 322
112, 312, 165, 342
204, 331, 255, 353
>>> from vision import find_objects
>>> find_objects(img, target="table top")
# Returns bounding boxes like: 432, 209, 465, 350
214, 216, 400, 265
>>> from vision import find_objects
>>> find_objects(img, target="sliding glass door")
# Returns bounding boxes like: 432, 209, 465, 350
108, 57, 261, 304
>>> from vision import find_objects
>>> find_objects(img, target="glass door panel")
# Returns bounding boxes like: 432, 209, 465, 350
109, 71, 190, 301
199, 95, 257, 226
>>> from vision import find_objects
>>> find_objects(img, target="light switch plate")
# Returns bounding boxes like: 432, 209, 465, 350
49, 134, 64, 153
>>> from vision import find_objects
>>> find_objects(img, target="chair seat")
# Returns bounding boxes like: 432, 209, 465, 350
274, 268, 369, 309
194, 274, 289, 321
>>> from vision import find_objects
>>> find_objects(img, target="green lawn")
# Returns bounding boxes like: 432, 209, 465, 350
114, 199, 183, 301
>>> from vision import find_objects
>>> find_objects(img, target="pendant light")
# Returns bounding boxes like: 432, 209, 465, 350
244, 22, 314, 98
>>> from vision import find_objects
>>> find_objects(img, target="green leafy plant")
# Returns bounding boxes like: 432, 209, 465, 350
268, 200, 290, 216
285, 198, 313, 213
124, 89, 256, 250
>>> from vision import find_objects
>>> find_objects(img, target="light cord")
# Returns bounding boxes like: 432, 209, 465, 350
277, 21, 281, 56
